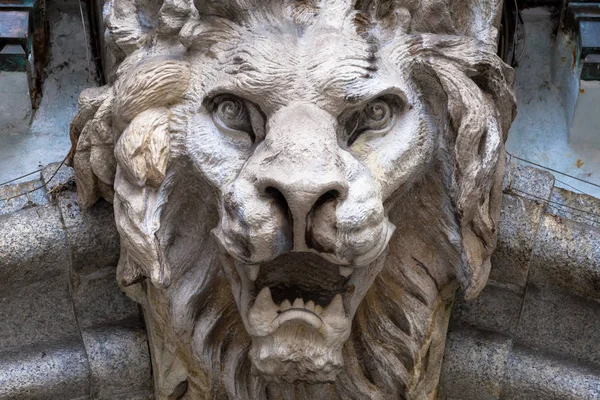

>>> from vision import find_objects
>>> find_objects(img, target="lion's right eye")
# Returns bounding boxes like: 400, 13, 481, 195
212, 95, 255, 141
340, 95, 402, 147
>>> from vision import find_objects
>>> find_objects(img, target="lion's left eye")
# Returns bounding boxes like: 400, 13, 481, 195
342, 96, 400, 146
212, 95, 256, 141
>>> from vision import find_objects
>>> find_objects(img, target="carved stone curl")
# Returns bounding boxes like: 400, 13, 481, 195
68, 1, 516, 398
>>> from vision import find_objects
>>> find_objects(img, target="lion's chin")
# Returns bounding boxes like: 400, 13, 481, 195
249, 321, 344, 384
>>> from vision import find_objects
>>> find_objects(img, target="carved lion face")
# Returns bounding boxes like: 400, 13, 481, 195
194, 26, 443, 381
69, 1, 515, 398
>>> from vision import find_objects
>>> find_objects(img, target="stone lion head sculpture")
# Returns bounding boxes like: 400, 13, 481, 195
68, 0, 515, 398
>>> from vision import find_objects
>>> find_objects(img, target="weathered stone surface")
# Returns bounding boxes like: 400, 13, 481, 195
527, 214, 600, 300
503, 161, 555, 201
451, 282, 523, 336
440, 329, 600, 400
72, 266, 140, 330
41, 162, 76, 196
500, 346, 600, 400
442, 157, 600, 399
515, 285, 600, 368
490, 193, 545, 287
82, 324, 153, 399
547, 186, 600, 229
0, 179, 48, 216
440, 327, 512, 400
491, 162, 554, 287
0, 205, 69, 286
57, 191, 119, 272
0, 279, 80, 353
0, 191, 150, 398
0, 341, 90, 399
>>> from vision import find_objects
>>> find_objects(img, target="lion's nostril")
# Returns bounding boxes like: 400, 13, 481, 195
264, 186, 281, 197
264, 185, 293, 223
264, 186, 286, 205
314, 190, 341, 208
259, 179, 347, 253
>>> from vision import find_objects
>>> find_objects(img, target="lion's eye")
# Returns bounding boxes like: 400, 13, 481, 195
212, 95, 255, 141
362, 100, 392, 131
342, 96, 400, 146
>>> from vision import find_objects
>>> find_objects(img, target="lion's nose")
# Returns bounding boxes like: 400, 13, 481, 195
249, 102, 350, 254
259, 177, 348, 252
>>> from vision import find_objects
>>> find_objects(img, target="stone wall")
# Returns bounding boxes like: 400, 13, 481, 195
1, 160, 599, 399
440, 161, 600, 399
0, 164, 152, 399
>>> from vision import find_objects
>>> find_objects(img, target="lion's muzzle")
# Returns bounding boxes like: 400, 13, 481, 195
214, 102, 394, 267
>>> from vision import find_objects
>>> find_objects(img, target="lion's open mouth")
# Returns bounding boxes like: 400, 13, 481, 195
220, 243, 389, 382
248, 252, 353, 331
227, 251, 377, 382
256, 253, 351, 306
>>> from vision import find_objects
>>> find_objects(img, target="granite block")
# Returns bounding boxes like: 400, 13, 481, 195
0, 340, 90, 399
0, 179, 48, 216
57, 190, 120, 272
72, 265, 140, 330
515, 285, 600, 368
503, 161, 555, 201
0, 278, 81, 353
82, 323, 153, 399
0, 205, 69, 285
527, 214, 600, 300
451, 282, 523, 337
41, 162, 76, 198
491, 193, 545, 287
439, 327, 512, 400
547, 187, 600, 229
500, 346, 600, 400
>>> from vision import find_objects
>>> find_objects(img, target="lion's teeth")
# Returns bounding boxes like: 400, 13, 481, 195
293, 298, 304, 308
305, 300, 315, 312
322, 294, 344, 317
315, 304, 323, 315
280, 299, 292, 311
254, 287, 276, 311
248, 264, 260, 281
339, 266, 353, 277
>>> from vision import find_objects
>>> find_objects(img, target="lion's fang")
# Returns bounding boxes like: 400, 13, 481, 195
248, 264, 260, 281
255, 287, 276, 311
339, 266, 353, 277
322, 294, 344, 317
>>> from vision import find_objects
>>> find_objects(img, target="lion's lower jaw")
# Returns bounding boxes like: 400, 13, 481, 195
249, 330, 344, 384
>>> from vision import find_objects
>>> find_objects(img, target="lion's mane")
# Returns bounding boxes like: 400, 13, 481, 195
68, 1, 515, 399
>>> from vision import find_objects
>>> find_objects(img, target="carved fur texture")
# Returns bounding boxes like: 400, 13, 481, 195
69, 1, 515, 399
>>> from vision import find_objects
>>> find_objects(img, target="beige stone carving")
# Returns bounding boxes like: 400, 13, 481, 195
68, 1, 516, 398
